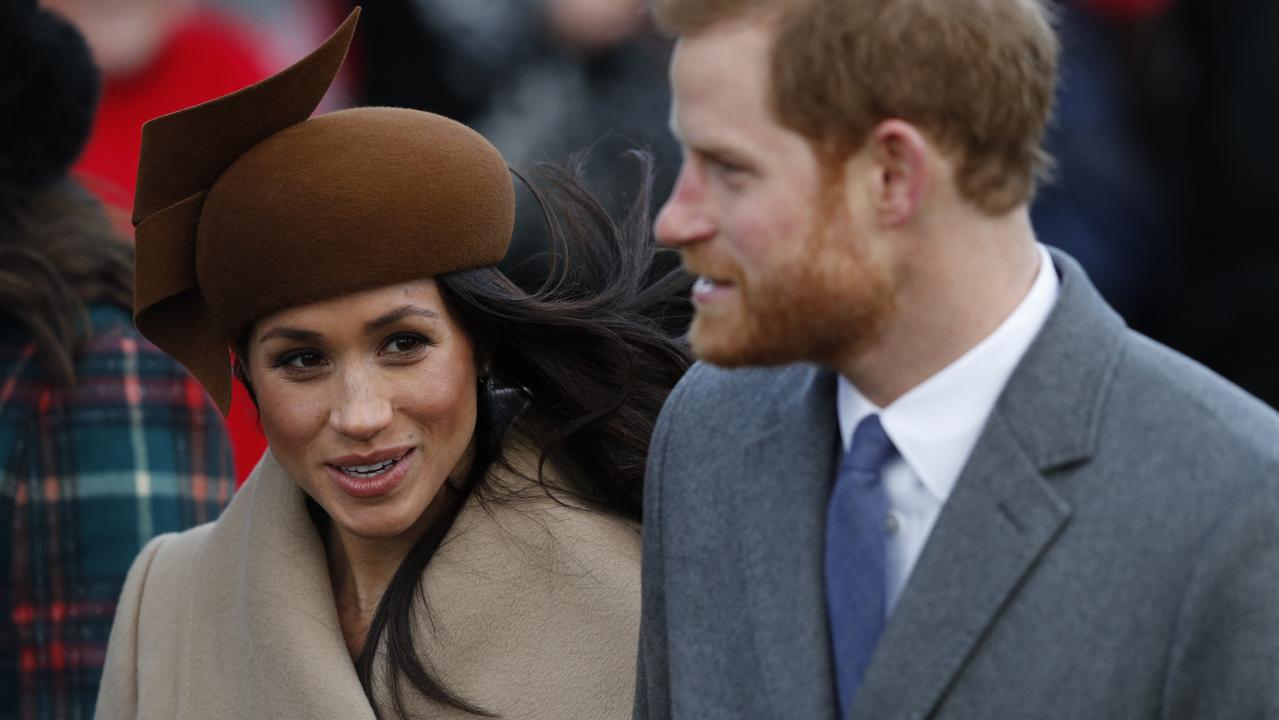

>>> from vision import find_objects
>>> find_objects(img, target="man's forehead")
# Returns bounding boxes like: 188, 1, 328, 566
671, 16, 774, 75
668, 20, 774, 136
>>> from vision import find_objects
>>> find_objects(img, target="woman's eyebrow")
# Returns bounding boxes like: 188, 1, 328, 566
257, 327, 321, 344
256, 306, 440, 345
364, 305, 440, 333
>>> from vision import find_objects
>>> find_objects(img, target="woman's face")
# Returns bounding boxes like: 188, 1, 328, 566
246, 279, 477, 543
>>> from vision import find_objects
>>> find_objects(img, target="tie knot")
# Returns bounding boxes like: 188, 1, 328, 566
844, 414, 896, 474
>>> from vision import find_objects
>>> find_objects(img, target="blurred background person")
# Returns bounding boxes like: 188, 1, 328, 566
1030, 0, 1174, 324
1148, 0, 1279, 408
43, 0, 275, 215
1043, 0, 1279, 407
354, 0, 680, 288
39, 0, 319, 484
0, 4, 234, 718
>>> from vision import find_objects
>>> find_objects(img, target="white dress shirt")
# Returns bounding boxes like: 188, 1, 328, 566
836, 244, 1059, 613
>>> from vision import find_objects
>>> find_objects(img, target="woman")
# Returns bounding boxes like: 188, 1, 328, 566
1, 4, 233, 717
95, 9, 690, 720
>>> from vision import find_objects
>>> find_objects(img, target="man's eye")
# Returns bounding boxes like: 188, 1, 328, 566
707, 159, 748, 185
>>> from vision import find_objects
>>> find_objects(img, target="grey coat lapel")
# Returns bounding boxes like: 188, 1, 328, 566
737, 365, 842, 719
848, 413, 1071, 720
851, 250, 1127, 720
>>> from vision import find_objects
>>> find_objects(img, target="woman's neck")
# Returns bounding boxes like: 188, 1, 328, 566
325, 524, 412, 659
323, 485, 459, 660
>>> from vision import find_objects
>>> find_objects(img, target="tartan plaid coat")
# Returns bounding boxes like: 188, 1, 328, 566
0, 305, 234, 720
95, 441, 641, 719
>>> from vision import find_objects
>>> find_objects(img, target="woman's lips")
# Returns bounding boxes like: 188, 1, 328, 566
325, 448, 414, 499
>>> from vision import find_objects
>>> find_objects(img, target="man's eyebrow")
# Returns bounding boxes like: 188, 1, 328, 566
670, 113, 754, 167
364, 305, 440, 333
672, 131, 754, 170
681, 139, 757, 173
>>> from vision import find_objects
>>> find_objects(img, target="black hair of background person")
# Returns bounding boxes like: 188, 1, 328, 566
0, 0, 100, 191
1029, 2, 1174, 329
1171, 0, 1279, 408
0, 0, 133, 387
1108, 0, 1279, 409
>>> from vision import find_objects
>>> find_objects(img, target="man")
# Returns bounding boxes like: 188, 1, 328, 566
634, 1, 1279, 718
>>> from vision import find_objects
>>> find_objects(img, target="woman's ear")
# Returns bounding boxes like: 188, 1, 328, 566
232, 353, 259, 408
472, 343, 495, 384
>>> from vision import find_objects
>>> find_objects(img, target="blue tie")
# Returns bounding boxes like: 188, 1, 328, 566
825, 414, 896, 717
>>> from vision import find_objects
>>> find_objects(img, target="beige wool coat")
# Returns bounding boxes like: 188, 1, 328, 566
95, 443, 642, 719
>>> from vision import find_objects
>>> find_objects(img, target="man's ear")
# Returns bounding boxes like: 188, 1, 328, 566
862, 119, 930, 228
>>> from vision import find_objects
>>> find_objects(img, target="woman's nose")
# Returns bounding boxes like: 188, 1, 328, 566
328, 372, 393, 441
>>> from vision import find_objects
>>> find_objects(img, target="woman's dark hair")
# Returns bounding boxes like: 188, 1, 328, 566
365, 154, 692, 719
235, 153, 691, 718
0, 179, 134, 386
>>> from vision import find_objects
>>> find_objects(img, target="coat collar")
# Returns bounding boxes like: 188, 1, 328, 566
177, 449, 377, 719
994, 248, 1127, 472
850, 248, 1127, 720
172, 438, 640, 719
737, 250, 1127, 720
737, 364, 843, 719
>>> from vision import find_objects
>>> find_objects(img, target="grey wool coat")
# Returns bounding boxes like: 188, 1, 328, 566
634, 250, 1279, 720
95, 442, 642, 719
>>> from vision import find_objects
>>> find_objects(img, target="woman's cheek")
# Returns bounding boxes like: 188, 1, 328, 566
256, 379, 331, 474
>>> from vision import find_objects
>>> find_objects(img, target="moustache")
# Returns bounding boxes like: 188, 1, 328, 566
679, 251, 741, 284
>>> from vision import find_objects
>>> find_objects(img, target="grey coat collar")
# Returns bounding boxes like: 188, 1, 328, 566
739, 249, 1128, 720
849, 249, 1127, 720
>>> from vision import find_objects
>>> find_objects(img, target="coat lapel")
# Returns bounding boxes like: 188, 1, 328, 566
851, 250, 1127, 720
737, 365, 842, 719
849, 412, 1071, 720
177, 451, 377, 719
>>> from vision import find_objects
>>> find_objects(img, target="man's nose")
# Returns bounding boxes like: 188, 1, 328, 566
655, 164, 716, 248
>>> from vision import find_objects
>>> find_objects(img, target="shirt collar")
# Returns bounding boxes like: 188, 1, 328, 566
837, 244, 1060, 502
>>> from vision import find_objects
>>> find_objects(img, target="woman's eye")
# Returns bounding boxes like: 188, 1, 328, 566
282, 351, 324, 369
383, 334, 428, 356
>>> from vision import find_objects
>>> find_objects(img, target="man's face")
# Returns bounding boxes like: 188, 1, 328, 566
41, 0, 191, 75
656, 18, 894, 369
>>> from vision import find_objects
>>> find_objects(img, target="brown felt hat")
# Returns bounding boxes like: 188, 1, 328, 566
132, 8, 515, 415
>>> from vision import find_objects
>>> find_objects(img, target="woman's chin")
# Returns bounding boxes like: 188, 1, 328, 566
324, 498, 427, 542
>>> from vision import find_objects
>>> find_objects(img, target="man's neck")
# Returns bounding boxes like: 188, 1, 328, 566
840, 208, 1043, 407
